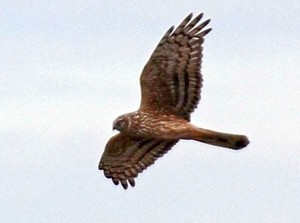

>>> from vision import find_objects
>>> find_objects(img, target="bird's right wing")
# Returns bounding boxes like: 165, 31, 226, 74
99, 133, 178, 189
139, 13, 211, 121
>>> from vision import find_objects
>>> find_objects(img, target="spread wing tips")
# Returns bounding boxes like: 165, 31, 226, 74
169, 13, 212, 39
118, 178, 135, 190
197, 28, 212, 37
101, 167, 137, 189
183, 13, 204, 32
165, 25, 175, 36
193, 12, 204, 22
188, 18, 211, 37
151, 13, 209, 53
173, 13, 193, 35
158, 25, 175, 45
183, 12, 194, 24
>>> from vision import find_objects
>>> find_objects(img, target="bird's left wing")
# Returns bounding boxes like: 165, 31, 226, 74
99, 133, 178, 189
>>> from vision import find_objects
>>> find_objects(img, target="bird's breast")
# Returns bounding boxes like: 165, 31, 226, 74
128, 111, 192, 140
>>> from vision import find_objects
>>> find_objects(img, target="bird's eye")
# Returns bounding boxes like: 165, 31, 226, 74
120, 119, 129, 129
118, 120, 124, 127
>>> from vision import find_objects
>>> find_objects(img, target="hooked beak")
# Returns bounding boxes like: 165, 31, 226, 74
112, 121, 118, 131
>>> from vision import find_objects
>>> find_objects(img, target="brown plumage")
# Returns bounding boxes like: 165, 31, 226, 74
99, 13, 249, 189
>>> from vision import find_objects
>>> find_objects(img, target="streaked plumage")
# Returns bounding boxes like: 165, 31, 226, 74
99, 13, 249, 189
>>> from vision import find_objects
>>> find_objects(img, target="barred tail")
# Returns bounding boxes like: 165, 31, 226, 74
192, 127, 249, 150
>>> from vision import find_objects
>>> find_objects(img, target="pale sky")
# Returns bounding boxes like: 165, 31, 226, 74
1, 1, 300, 222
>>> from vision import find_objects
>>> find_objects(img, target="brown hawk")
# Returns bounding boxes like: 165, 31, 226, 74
98, 13, 249, 189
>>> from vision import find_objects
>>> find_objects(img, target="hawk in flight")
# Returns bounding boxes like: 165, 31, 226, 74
99, 13, 249, 189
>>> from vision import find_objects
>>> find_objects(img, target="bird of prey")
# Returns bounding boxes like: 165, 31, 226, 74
99, 12, 249, 189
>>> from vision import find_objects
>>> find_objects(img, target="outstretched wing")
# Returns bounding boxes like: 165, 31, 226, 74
99, 133, 178, 189
139, 13, 211, 121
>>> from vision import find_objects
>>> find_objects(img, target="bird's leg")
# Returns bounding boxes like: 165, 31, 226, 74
186, 126, 249, 150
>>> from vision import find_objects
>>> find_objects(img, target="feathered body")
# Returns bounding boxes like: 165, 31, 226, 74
99, 13, 249, 189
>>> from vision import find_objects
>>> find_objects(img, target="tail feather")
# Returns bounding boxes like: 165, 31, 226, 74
192, 127, 249, 150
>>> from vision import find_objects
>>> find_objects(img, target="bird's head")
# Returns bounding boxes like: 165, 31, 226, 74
112, 114, 131, 132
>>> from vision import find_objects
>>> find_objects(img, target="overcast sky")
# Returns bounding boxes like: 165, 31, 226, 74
1, 1, 300, 222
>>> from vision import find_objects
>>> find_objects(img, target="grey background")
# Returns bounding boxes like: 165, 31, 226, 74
1, 1, 299, 222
